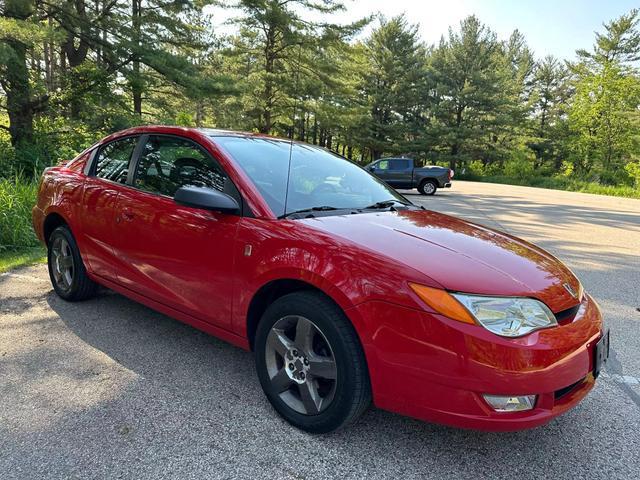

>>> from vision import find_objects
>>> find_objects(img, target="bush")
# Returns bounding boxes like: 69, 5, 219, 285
466, 160, 500, 176
0, 117, 105, 179
459, 173, 640, 199
0, 177, 40, 251
503, 149, 535, 178
624, 160, 640, 187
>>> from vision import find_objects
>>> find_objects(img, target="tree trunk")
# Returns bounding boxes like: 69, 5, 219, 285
312, 116, 318, 145
63, 0, 90, 67
131, 0, 143, 116
260, 24, 277, 134
6, 41, 34, 147
195, 102, 204, 127
3, 1, 37, 148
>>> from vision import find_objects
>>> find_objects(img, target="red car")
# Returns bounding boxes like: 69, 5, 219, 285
33, 126, 609, 433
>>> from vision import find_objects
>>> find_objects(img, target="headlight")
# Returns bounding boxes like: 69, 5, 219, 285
451, 294, 557, 337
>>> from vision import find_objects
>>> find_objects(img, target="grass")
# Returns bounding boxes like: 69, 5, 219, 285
458, 174, 640, 199
0, 246, 46, 273
0, 176, 45, 273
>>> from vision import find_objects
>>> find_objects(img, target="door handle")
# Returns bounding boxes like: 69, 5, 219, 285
121, 208, 134, 221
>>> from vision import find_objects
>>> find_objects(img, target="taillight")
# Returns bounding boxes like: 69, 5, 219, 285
448, 169, 454, 180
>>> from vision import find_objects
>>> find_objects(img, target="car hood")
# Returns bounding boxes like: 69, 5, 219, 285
300, 210, 581, 312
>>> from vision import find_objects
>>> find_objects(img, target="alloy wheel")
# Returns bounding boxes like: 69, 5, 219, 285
51, 236, 74, 292
423, 182, 436, 194
264, 315, 337, 415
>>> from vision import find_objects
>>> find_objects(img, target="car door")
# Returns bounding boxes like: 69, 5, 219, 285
111, 134, 242, 328
80, 136, 139, 281
371, 159, 391, 183
386, 159, 412, 188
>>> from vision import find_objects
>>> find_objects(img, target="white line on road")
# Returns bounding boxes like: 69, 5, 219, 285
601, 371, 640, 386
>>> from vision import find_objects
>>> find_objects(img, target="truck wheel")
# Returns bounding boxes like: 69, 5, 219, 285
418, 179, 438, 195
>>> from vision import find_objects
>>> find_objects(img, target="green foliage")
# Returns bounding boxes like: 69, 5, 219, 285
356, 15, 429, 159
458, 174, 640, 199
503, 149, 535, 178
624, 159, 640, 186
0, 176, 40, 251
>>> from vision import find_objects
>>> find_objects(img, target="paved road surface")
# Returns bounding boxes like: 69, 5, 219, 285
1, 181, 639, 479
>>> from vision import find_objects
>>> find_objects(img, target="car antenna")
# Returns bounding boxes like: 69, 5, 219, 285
282, 41, 304, 218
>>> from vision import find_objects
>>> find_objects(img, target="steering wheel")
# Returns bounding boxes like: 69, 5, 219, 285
311, 183, 338, 195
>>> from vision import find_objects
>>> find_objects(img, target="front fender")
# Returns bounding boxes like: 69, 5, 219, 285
230, 218, 436, 338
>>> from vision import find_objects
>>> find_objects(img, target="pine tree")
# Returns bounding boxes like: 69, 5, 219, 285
357, 15, 430, 160
430, 16, 514, 171
218, 0, 366, 134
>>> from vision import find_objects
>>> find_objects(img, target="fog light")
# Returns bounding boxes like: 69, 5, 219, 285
483, 394, 537, 412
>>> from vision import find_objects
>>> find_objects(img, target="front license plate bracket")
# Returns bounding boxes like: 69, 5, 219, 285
593, 329, 610, 379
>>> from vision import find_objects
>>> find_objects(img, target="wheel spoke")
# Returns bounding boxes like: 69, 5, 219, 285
308, 356, 337, 380
294, 316, 315, 353
59, 255, 73, 269
299, 380, 322, 414
270, 367, 293, 393
266, 328, 293, 357
54, 268, 64, 284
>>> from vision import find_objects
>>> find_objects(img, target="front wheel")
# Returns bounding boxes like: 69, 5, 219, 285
418, 179, 438, 195
255, 291, 371, 433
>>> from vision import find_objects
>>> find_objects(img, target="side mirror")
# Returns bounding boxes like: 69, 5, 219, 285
367, 166, 375, 172
174, 186, 240, 214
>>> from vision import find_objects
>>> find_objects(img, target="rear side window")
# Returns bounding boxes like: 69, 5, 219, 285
94, 137, 138, 184
134, 135, 228, 197
389, 159, 410, 170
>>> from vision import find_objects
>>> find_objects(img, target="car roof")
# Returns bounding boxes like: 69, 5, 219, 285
101, 126, 331, 157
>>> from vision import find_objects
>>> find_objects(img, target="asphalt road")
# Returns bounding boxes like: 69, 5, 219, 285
1, 181, 639, 479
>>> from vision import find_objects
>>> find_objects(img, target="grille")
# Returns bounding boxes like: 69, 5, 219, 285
554, 377, 586, 400
554, 304, 581, 324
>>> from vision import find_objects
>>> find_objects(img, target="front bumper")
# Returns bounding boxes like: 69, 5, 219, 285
349, 293, 603, 431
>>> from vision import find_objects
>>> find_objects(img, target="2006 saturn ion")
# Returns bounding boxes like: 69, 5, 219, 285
33, 126, 609, 433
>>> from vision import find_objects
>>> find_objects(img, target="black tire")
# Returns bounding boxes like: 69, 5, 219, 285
255, 291, 371, 433
418, 179, 438, 195
47, 225, 98, 301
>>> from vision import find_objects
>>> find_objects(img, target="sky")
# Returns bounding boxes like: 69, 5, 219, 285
207, 0, 639, 61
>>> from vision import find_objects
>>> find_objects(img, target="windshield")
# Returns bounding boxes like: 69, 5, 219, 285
213, 136, 409, 218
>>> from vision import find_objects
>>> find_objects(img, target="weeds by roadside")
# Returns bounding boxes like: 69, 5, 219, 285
0, 177, 45, 272
457, 174, 640, 199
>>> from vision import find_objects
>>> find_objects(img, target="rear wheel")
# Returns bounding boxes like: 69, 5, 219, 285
48, 225, 98, 301
255, 291, 371, 433
418, 179, 438, 195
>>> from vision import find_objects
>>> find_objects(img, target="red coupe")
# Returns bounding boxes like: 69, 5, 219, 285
33, 126, 609, 433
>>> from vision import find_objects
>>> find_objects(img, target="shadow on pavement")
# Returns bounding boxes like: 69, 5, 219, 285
5, 285, 623, 478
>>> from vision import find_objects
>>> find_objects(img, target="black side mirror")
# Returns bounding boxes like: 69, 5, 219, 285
174, 186, 240, 214
367, 166, 375, 172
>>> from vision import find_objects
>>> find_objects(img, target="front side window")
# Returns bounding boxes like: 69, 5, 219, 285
214, 136, 408, 218
377, 160, 389, 170
94, 137, 138, 184
134, 135, 227, 197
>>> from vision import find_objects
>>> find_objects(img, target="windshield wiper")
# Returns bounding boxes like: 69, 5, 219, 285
281, 206, 340, 218
363, 199, 410, 210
